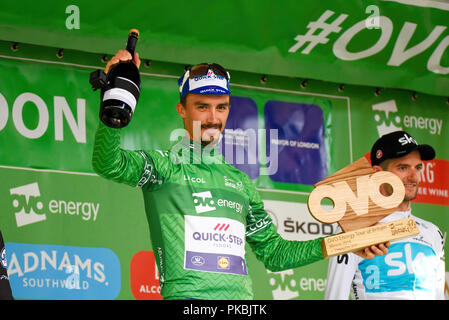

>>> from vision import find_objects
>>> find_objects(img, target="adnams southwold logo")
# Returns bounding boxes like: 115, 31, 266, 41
372, 100, 443, 136
6, 242, 120, 299
192, 191, 243, 214
10, 182, 100, 227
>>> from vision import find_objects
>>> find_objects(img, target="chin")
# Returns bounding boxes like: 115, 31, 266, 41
404, 193, 418, 202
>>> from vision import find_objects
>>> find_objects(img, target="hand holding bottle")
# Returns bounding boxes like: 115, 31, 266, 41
105, 49, 141, 74
98, 29, 141, 128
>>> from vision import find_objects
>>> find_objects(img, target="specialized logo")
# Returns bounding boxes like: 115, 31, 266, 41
9, 182, 100, 228
6, 242, 121, 300
223, 176, 244, 192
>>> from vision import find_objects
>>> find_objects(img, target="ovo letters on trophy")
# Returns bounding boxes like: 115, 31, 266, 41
307, 157, 420, 258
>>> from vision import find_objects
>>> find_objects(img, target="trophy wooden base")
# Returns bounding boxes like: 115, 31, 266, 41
321, 217, 420, 258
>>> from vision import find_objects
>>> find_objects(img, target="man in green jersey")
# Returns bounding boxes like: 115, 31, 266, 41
92, 50, 388, 300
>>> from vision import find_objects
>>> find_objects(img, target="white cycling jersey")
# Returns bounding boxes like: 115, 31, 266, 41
325, 210, 446, 300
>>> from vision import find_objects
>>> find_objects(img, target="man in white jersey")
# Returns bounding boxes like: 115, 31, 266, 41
325, 131, 446, 300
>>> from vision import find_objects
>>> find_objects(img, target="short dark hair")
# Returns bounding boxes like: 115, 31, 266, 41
378, 158, 393, 171
180, 95, 187, 106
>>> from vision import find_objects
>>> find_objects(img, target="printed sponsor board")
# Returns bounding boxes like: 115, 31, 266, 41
6, 242, 121, 300
0, 47, 447, 300
130, 251, 162, 300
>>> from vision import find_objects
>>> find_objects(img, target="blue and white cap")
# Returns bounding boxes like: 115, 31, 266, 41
178, 64, 231, 100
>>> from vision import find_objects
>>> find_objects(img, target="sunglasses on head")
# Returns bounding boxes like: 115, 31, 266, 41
188, 63, 230, 80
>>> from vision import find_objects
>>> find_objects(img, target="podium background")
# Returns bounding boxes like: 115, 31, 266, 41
0, 0, 448, 299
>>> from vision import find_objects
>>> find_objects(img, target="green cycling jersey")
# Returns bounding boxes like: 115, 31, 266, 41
92, 121, 323, 299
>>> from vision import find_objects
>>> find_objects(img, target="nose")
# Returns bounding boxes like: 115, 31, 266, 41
206, 108, 218, 124
409, 167, 421, 183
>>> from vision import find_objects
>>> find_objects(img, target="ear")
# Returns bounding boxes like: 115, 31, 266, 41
372, 165, 383, 173
176, 102, 186, 119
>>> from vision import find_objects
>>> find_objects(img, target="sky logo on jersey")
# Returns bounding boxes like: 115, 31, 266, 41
359, 242, 439, 293
6, 242, 121, 299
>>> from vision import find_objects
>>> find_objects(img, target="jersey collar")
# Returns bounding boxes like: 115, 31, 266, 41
380, 209, 412, 223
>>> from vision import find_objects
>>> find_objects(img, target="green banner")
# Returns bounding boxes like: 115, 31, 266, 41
1, 0, 449, 97
0, 40, 448, 300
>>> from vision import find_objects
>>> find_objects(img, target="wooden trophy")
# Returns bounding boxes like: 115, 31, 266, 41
307, 157, 420, 258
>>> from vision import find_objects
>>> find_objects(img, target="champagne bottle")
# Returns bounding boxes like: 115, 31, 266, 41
100, 29, 141, 128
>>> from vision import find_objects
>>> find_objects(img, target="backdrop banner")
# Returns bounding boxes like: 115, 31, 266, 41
0, 41, 448, 299
1, 0, 449, 96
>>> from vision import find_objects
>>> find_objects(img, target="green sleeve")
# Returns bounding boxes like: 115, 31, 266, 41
92, 121, 146, 187
244, 174, 324, 272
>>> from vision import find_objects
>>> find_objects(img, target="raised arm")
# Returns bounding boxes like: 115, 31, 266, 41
92, 121, 145, 187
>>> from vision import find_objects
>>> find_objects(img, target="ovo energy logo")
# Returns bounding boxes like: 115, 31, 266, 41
10, 183, 46, 227
192, 191, 244, 214
9, 182, 100, 227
372, 100, 443, 136
372, 100, 402, 136
192, 191, 216, 214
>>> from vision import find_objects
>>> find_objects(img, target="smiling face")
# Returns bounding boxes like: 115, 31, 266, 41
176, 93, 230, 145
374, 150, 423, 211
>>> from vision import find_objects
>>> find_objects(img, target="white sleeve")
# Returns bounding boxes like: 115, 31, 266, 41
324, 253, 359, 300
435, 230, 446, 300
